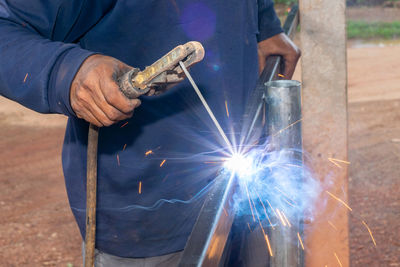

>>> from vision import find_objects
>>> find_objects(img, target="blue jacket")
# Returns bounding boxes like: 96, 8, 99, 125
0, 0, 282, 257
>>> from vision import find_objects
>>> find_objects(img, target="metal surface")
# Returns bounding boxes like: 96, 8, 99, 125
300, 0, 349, 266
179, 61, 233, 150
179, 7, 300, 267
85, 124, 99, 267
265, 80, 303, 267
178, 173, 236, 267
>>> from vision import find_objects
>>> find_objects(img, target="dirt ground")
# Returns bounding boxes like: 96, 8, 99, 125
346, 6, 400, 22
347, 46, 400, 266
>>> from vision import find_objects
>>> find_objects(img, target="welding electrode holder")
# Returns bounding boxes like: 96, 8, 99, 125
116, 41, 205, 99
118, 68, 149, 99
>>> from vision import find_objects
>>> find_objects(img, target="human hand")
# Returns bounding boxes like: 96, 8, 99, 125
70, 55, 142, 127
257, 33, 301, 79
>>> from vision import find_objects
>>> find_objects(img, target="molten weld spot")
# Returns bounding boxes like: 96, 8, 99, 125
224, 153, 253, 176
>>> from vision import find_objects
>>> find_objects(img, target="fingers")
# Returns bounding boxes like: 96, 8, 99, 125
70, 54, 140, 127
99, 78, 141, 114
257, 33, 301, 79
283, 49, 301, 79
88, 84, 135, 125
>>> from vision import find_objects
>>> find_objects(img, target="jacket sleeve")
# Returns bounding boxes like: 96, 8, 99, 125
257, 0, 284, 42
0, 0, 113, 116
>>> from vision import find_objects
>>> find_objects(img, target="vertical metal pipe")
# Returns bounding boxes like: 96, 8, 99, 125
265, 80, 303, 267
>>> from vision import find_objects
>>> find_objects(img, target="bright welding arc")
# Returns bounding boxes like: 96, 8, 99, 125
179, 61, 233, 151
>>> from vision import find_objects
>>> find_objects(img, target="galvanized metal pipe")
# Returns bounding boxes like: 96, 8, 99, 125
265, 80, 303, 267
178, 173, 236, 267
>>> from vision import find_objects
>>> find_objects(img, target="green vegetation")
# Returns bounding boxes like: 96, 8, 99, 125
347, 20, 400, 39
274, 0, 298, 5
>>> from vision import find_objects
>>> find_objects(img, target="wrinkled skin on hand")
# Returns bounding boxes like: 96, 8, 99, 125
70, 55, 145, 127
258, 33, 301, 79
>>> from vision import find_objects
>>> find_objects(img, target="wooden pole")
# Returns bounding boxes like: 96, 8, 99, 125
85, 124, 99, 267
299, 0, 349, 266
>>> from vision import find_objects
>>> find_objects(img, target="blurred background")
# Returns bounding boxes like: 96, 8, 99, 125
0, 0, 399, 266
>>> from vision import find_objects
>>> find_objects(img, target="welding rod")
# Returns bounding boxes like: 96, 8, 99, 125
179, 61, 233, 151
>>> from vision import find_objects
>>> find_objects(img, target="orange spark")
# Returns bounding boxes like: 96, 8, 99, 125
117, 154, 120, 166
264, 233, 274, 257
247, 223, 251, 232
275, 186, 296, 205
23, 73, 28, 83
138, 181, 142, 194
297, 232, 304, 250
328, 157, 350, 169
120, 121, 129, 128
256, 192, 274, 229
262, 102, 266, 126
278, 73, 285, 78
204, 161, 220, 164
328, 159, 342, 168
334, 252, 343, 267
276, 208, 287, 227
272, 118, 303, 137
225, 100, 229, 117
281, 211, 292, 227
362, 220, 377, 247
329, 157, 350, 164
145, 150, 153, 156
256, 217, 274, 257
326, 191, 352, 211
223, 208, 228, 217
160, 159, 166, 167
266, 199, 278, 219
283, 198, 296, 208
123, 144, 127, 151
328, 220, 338, 231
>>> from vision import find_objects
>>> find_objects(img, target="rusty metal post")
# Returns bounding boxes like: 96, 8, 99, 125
265, 80, 303, 267
300, 0, 349, 266
85, 124, 99, 267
